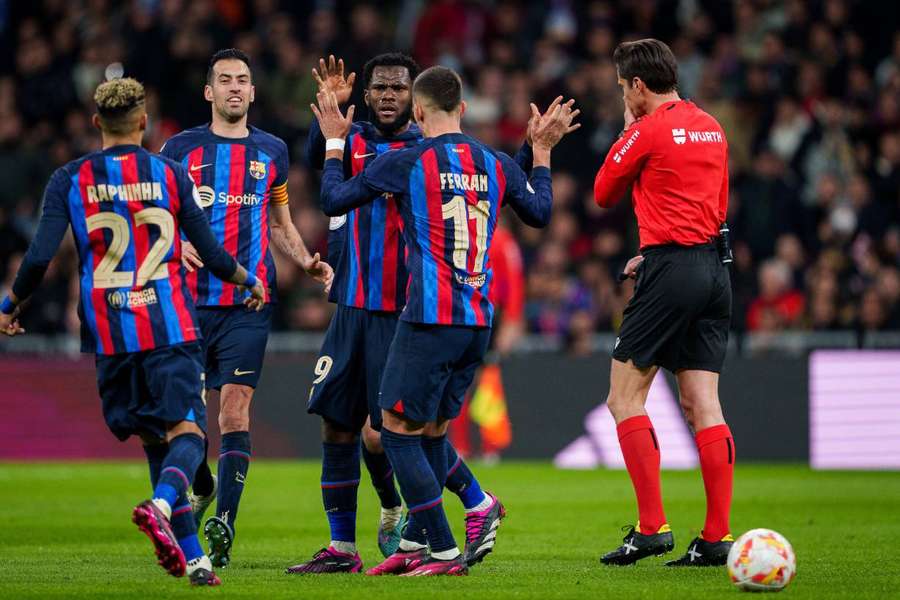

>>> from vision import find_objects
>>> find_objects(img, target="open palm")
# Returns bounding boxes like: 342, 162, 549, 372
312, 55, 356, 105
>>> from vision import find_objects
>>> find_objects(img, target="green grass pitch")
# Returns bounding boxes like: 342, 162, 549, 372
1, 462, 898, 598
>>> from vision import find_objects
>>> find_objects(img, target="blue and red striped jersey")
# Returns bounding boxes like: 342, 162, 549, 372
22, 145, 225, 355
161, 125, 288, 307
307, 119, 422, 312
320, 132, 553, 327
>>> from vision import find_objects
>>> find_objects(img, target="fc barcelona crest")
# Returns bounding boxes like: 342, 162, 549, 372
249, 160, 266, 180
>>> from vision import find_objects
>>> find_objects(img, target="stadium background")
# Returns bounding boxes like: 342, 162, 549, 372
0, 0, 899, 465
2, 2, 900, 598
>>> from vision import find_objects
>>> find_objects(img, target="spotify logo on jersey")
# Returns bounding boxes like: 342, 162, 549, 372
197, 185, 216, 208
195, 185, 261, 208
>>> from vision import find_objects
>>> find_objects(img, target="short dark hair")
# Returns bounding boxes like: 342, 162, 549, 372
363, 52, 420, 88
613, 38, 678, 93
207, 48, 252, 83
412, 66, 462, 112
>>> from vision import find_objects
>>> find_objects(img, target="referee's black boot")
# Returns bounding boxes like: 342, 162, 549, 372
600, 524, 674, 566
664, 534, 733, 567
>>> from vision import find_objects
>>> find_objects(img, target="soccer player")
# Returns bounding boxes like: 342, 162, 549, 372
593, 39, 735, 567
160, 48, 333, 568
312, 66, 577, 575
288, 53, 538, 573
0, 78, 265, 586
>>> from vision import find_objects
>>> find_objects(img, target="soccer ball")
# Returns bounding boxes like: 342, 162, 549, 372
727, 528, 796, 592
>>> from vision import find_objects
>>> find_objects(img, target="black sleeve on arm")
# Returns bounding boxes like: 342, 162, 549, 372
177, 177, 238, 280
504, 158, 552, 228
12, 170, 72, 302
319, 157, 386, 216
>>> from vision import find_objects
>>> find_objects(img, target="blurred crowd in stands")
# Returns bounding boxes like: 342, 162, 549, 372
1, 0, 899, 352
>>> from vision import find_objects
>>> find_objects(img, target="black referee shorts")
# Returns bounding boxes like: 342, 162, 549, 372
613, 243, 731, 374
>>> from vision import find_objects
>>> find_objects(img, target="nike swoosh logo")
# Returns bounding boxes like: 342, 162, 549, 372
353, 152, 375, 159
233, 369, 255, 376
190, 163, 213, 172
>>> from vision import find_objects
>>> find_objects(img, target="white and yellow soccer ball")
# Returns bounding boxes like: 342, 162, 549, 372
727, 528, 796, 592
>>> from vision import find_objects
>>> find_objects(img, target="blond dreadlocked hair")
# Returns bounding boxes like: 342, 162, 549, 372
94, 78, 146, 135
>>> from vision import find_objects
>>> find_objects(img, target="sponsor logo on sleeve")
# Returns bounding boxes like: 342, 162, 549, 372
613, 130, 641, 163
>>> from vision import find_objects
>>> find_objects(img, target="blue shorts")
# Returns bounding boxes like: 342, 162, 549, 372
378, 321, 491, 424
307, 304, 399, 431
197, 305, 273, 390
96, 342, 206, 442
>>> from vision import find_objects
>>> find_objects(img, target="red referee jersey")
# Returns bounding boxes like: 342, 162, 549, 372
594, 100, 728, 249
487, 226, 525, 323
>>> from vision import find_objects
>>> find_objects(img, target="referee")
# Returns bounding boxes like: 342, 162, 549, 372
593, 39, 735, 568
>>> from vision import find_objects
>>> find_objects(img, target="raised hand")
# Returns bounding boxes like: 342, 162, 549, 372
529, 95, 581, 151
526, 96, 572, 146
311, 90, 356, 141
302, 252, 334, 294
312, 55, 357, 105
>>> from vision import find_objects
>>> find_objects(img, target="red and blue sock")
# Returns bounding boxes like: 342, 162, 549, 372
170, 494, 204, 562
216, 431, 251, 532
154, 433, 204, 509
361, 444, 402, 509
422, 435, 449, 488
321, 442, 360, 545
444, 440, 486, 509
381, 429, 456, 554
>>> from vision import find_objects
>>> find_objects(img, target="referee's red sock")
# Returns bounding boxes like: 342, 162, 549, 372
695, 424, 734, 542
617, 415, 667, 535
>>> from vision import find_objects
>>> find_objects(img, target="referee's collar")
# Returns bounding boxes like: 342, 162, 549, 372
658, 100, 683, 112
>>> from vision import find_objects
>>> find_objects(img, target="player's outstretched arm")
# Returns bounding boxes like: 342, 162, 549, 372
270, 202, 334, 293
311, 89, 384, 216
1, 170, 72, 336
